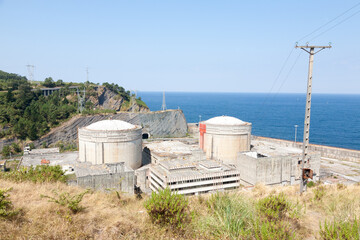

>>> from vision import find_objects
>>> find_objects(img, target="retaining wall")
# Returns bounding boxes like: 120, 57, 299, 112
252, 136, 360, 162
74, 171, 135, 194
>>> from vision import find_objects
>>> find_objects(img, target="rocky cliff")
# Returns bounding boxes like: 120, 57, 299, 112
34, 110, 188, 147
87, 86, 149, 112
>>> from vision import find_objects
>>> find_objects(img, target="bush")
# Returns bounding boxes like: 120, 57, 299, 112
41, 189, 89, 214
205, 192, 253, 239
0, 188, 20, 219
255, 193, 300, 239
313, 185, 326, 201
11, 142, 22, 153
257, 193, 291, 221
144, 188, 190, 229
307, 181, 316, 188
1, 145, 11, 158
253, 218, 296, 240
320, 218, 360, 240
0, 165, 66, 183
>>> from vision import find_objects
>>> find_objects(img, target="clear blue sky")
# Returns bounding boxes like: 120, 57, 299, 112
1, 0, 359, 93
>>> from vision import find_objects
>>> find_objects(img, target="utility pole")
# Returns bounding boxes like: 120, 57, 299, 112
161, 91, 166, 111
296, 43, 331, 194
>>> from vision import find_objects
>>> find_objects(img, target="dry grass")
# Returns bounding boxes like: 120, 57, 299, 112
0, 180, 201, 239
1, 180, 360, 239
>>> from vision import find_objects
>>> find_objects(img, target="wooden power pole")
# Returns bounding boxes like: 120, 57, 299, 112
295, 44, 331, 194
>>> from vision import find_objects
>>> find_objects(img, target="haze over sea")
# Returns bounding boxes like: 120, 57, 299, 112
138, 92, 360, 151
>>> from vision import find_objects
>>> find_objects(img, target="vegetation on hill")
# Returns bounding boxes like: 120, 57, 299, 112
0, 175, 359, 239
0, 70, 147, 143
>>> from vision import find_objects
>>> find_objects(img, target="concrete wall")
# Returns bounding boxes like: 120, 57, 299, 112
237, 152, 320, 186
76, 171, 135, 194
253, 136, 360, 162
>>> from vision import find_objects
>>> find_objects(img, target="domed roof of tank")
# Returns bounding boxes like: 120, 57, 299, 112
204, 116, 246, 125
85, 120, 137, 131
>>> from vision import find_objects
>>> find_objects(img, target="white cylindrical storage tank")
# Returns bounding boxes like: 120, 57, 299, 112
78, 120, 142, 169
200, 116, 252, 164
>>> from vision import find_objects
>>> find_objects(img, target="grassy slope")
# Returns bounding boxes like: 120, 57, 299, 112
0, 180, 359, 239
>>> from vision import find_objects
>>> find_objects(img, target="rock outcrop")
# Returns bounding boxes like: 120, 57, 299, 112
34, 110, 188, 147
88, 86, 149, 112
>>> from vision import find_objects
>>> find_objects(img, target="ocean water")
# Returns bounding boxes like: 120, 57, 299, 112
137, 92, 360, 151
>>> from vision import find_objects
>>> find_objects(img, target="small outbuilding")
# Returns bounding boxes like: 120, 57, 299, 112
78, 120, 142, 169
199, 116, 252, 164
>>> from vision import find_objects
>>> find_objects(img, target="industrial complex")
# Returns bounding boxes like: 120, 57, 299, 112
18, 112, 322, 195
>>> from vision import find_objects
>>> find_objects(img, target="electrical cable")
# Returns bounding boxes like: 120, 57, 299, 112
297, 1, 360, 43
308, 7, 360, 42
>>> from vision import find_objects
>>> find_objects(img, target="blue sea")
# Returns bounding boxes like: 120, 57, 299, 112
137, 92, 360, 151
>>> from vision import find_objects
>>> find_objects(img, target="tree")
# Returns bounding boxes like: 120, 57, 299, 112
43, 77, 56, 88
56, 79, 64, 86
2, 145, 11, 157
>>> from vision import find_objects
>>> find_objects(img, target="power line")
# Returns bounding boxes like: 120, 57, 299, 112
261, 47, 295, 105
297, 1, 360, 42
273, 51, 302, 99
309, 8, 360, 42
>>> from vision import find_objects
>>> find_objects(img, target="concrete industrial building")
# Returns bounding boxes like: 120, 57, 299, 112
148, 159, 240, 195
199, 116, 252, 164
236, 139, 321, 186
78, 120, 142, 169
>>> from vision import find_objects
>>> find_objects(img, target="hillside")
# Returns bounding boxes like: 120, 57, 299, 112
34, 110, 188, 147
0, 178, 358, 239
0, 70, 148, 147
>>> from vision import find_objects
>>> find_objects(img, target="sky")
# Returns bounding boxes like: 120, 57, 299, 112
0, 0, 359, 93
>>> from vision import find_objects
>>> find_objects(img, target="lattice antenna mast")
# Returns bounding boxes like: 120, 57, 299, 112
295, 43, 331, 194
86, 67, 89, 82
77, 87, 86, 113
26, 65, 35, 81
161, 91, 166, 111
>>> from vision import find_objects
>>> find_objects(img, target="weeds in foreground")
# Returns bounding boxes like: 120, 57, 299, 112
320, 218, 360, 240
0, 188, 21, 219
200, 192, 302, 240
255, 192, 301, 240
0, 165, 66, 183
144, 188, 191, 229
313, 185, 327, 201
257, 192, 291, 221
41, 189, 89, 214
205, 192, 253, 239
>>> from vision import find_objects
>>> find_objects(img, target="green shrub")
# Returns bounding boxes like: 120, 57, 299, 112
11, 142, 22, 153
205, 192, 253, 239
255, 193, 300, 239
55, 141, 78, 152
253, 218, 297, 240
0, 165, 66, 183
313, 185, 326, 201
320, 218, 360, 240
144, 188, 190, 229
41, 189, 89, 214
1, 145, 11, 158
257, 193, 291, 221
29, 143, 35, 150
307, 181, 316, 188
0, 188, 20, 219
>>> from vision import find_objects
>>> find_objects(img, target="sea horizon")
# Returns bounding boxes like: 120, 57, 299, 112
138, 92, 360, 151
